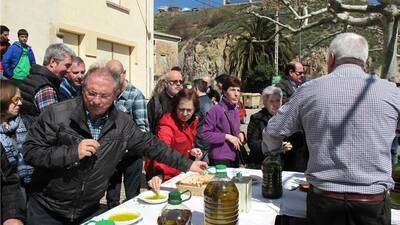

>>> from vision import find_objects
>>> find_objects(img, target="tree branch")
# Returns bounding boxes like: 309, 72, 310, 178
328, 0, 383, 14
334, 12, 382, 26
280, 0, 329, 20
249, 11, 335, 34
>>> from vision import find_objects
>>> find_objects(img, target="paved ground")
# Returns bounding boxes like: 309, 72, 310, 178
100, 107, 260, 208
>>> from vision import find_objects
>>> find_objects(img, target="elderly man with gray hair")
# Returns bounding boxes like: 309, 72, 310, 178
263, 32, 400, 225
18, 43, 75, 127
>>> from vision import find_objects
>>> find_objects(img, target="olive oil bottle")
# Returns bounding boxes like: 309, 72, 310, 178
157, 190, 192, 225
262, 152, 282, 199
204, 164, 239, 225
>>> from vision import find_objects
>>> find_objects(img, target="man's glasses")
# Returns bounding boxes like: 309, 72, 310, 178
168, 80, 184, 86
71, 70, 85, 75
85, 90, 113, 100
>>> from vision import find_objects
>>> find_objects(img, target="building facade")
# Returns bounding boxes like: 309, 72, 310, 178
1, 0, 154, 97
153, 31, 181, 82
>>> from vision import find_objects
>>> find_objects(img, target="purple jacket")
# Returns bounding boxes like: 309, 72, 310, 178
201, 97, 240, 162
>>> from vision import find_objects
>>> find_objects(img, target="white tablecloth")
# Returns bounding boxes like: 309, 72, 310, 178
88, 168, 400, 225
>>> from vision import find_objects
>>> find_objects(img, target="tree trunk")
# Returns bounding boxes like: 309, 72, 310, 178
381, 15, 399, 81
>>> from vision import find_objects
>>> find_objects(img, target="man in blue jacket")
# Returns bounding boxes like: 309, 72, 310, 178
2, 29, 35, 80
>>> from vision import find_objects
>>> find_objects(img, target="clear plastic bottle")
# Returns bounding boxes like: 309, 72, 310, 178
204, 164, 239, 225
262, 152, 282, 199
157, 190, 192, 225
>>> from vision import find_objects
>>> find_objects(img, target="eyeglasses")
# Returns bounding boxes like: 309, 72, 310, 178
84, 90, 113, 100
168, 80, 184, 86
11, 96, 23, 104
295, 71, 304, 75
177, 107, 194, 114
71, 70, 85, 75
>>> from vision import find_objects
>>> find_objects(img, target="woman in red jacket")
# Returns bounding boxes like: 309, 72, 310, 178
146, 88, 202, 191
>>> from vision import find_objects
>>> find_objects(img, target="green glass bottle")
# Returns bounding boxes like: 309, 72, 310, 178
157, 190, 192, 225
262, 152, 282, 199
204, 164, 239, 225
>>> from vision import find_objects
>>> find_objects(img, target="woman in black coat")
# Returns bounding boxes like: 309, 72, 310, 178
247, 86, 283, 168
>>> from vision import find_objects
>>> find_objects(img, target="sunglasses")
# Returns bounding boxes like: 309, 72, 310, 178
168, 79, 184, 86
71, 70, 85, 75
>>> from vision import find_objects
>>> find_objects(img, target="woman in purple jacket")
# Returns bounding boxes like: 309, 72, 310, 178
201, 76, 245, 167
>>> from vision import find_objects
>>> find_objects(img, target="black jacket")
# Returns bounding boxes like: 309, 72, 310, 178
275, 78, 295, 104
247, 108, 272, 167
147, 90, 173, 134
18, 64, 61, 126
1, 145, 26, 223
23, 97, 193, 221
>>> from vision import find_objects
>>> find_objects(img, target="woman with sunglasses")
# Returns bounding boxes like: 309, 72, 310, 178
146, 88, 202, 192
0, 79, 33, 199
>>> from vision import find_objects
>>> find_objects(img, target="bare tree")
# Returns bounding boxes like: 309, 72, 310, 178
249, 0, 400, 81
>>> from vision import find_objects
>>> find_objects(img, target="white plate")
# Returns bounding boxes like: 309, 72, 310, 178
138, 190, 169, 204
106, 210, 142, 225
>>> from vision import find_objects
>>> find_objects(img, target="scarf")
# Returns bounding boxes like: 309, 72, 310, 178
0, 116, 33, 184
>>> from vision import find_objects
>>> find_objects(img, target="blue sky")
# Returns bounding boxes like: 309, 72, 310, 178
155, 0, 381, 10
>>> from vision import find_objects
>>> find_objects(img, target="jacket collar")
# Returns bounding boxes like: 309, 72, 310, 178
30, 64, 62, 88
254, 108, 273, 122
70, 97, 119, 139
220, 96, 237, 111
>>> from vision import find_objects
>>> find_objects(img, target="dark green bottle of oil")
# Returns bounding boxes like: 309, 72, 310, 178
262, 152, 282, 199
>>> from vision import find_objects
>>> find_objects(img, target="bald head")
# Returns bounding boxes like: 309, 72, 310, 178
106, 59, 126, 90
286, 61, 304, 85
106, 59, 124, 75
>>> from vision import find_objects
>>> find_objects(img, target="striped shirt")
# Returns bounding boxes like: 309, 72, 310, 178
263, 64, 400, 194
115, 81, 149, 132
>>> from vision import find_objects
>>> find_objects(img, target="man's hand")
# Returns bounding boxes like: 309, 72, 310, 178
189, 161, 208, 174
78, 139, 100, 160
189, 148, 203, 159
225, 134, 242, 150
148, 175, 162, 194
3, 219, 24, 225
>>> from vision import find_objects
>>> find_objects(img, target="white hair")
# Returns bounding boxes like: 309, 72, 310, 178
329, 32, 368, 63
262, 86, 282, 99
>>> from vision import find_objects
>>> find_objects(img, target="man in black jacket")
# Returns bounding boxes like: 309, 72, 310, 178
1, 146, 26, 225
147, 66, 183, 133
18, 43, 75, 127
23, 64, 207, 224
275, 61, 307, 172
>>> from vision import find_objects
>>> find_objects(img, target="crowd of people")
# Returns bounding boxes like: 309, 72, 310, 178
0, 24, 399, 225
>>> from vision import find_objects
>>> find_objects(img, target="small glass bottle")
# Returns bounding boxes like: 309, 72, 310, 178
157, 190, 192, 225
262, 152, 282, 199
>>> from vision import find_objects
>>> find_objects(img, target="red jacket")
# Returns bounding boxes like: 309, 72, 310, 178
145, 112, 198, 181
